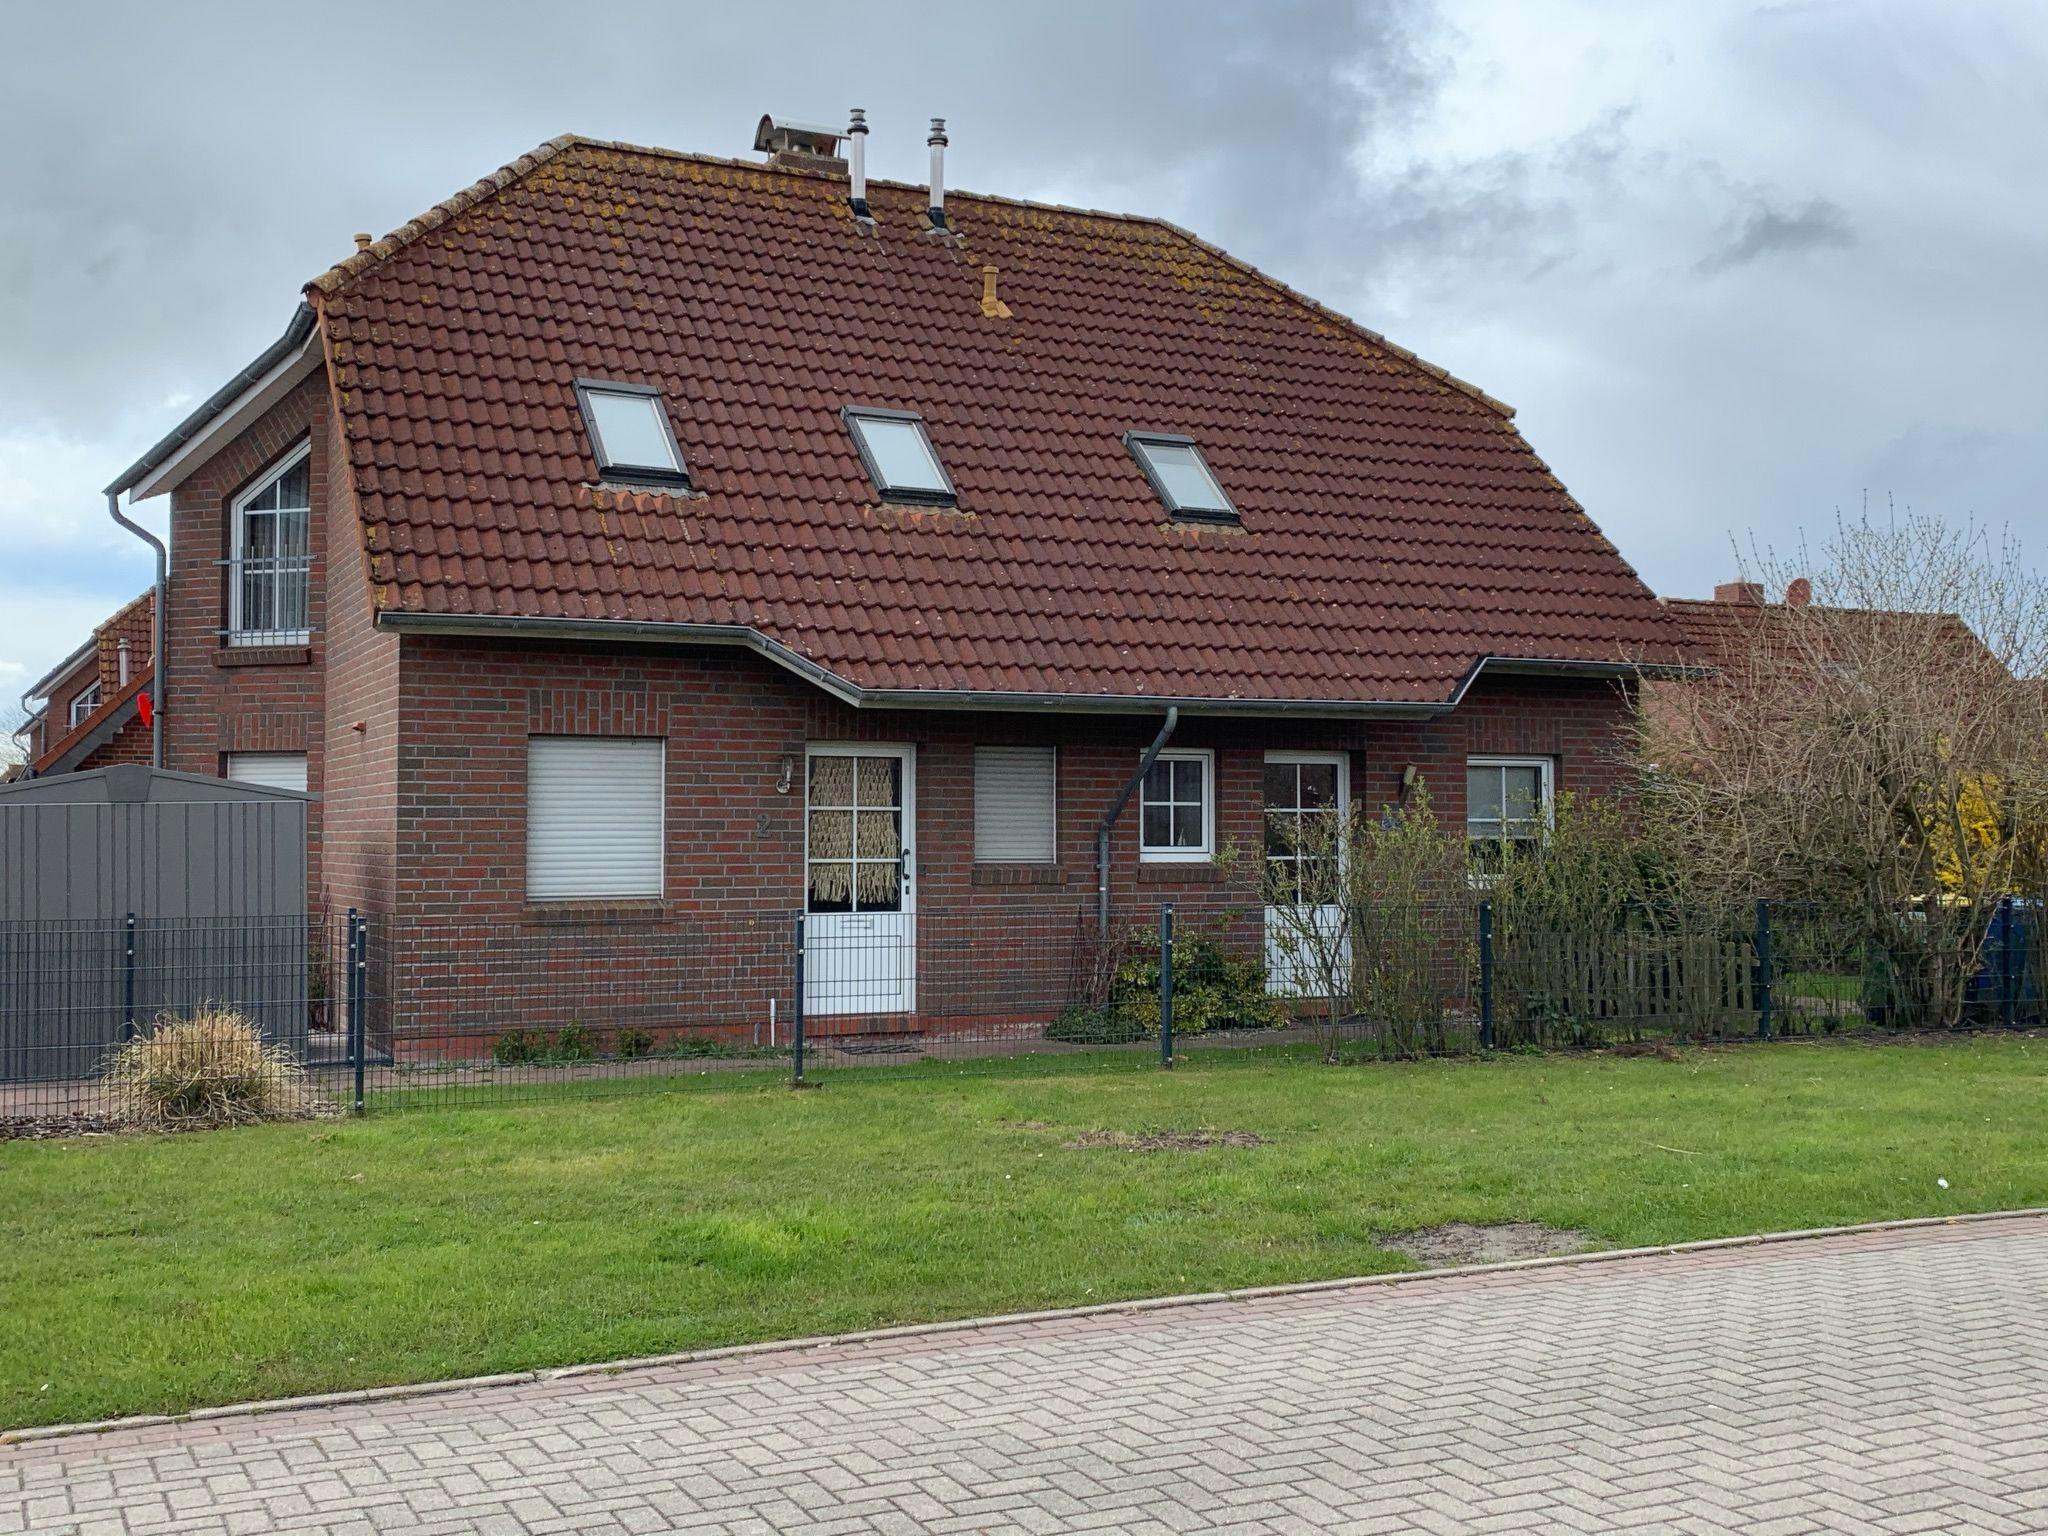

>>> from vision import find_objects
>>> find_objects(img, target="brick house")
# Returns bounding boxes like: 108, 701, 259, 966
101, 119, 1691, 1035
16, 591, 156, 777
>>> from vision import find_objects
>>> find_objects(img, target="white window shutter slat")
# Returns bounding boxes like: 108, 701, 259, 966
526, 738, 665, 900
974, 746, 1057, 863
225, 753, 308, 793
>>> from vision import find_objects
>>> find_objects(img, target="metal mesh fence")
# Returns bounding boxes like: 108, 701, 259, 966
2, 898, 2041, 1123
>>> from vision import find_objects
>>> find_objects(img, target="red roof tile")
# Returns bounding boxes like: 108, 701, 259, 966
314, 136, 1691, 706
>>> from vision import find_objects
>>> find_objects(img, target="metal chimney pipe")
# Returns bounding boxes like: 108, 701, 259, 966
926, 117, 948, 229
847, 108, 870, 219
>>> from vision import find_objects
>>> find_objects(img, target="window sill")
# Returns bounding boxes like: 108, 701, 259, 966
524, 899, 666, 927
217, 645, 312, 669
1137, 862, 1225, 884
971, 864, 1068, 887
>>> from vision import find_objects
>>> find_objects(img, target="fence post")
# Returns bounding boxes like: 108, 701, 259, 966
121, 912, 138, 1042
791, 910, 807, 1087
1158, 903, 1175, 1069
348, 910, 367, 1115
1477, 901, 1495, 1050
2000, 896, 2017, 1031
1755, 898, 1774, 1040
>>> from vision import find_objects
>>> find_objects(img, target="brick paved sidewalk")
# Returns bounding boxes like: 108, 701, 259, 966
7, 1216, 2048, 1534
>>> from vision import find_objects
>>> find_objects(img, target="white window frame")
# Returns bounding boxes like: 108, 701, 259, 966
68, 682, 102, 728
1139, 747, 1216, 863
973, 745, 1058, 864
1262, 750, 1349, 901
525, 736, 666, 901
228, 440, 313, 646
1465, 755, 1555, 849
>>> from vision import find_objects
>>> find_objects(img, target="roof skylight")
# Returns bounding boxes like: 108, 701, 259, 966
1125, 432, 1237, 524
843, 408, 955, 505
574, 380, 689, 487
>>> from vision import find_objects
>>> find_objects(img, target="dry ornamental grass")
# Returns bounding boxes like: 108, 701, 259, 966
101, 1004, 315, 1130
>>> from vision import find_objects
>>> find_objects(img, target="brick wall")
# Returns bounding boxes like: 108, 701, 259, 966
162, 374, 329, 902
315, 378, 399, 924
77, 711, 152, 771
369, 636, 1633, 1044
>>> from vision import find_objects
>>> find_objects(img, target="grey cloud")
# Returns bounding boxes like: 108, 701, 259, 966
1696, 195, 1855, 275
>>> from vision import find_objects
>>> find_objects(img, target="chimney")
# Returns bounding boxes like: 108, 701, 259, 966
1784, 577, 1812, 608
752, 114, 847, 173
926, 118, 948, 230
846, 108, 870, 219
1714, 580, 1765, 605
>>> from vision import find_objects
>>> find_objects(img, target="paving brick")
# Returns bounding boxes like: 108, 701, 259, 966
5, 1217, 2047, 1534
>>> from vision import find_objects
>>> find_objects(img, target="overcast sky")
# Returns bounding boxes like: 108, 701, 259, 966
3, 0, 2043, 701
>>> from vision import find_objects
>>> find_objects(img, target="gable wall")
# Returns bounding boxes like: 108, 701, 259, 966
162, 371, 331, 905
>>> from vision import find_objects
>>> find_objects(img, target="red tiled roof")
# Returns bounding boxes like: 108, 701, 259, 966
313, 135, 1691, 707
93, 589, 154, 689
1663, 594, 1993, 674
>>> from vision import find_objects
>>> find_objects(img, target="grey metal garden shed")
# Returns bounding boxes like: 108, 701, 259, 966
0, 764, 313, 1081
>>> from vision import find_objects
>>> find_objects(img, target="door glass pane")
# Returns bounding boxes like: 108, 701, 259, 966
856, 809, 901, 860
809, 809, 854, 860
856, 755, 901, 806
810, 755, 854, 804
1299, 763, 1338, 809
808, 861, 853, 912
855, 861, 902, 911
1263, 761, 1296, 811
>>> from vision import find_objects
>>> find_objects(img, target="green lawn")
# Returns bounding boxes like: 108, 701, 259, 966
4, 1038, 2045, 1430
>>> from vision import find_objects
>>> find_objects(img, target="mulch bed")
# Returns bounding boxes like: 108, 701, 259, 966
0, 1114, 125, 1142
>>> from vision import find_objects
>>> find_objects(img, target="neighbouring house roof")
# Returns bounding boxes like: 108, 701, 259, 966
310, 134, 1691, 709
1663, 589, 1999, 677
26, 590, 156, 776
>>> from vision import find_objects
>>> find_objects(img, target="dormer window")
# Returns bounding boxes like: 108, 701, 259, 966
1125, 432, 1238, 525
574, 379, 689, 487
842, 407, 955, 506
69, 682, 102, 728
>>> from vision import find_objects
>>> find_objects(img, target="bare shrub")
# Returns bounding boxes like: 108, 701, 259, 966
1262, 785, 1471, 1060
1641, 509, 2048, 1029
102, 1004, 312, 1129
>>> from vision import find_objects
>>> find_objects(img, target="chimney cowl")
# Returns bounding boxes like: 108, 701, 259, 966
1713, 580, 1765, 605
926, 117, 949, 230
753, 114, 847, 172
846, 108, 871, 220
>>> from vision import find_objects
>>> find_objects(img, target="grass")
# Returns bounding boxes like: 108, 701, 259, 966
4, 1037, 2046, 1429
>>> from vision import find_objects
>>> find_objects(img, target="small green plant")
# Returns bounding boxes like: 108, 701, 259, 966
491, 1030, 541, 1066
1043, 1005, 1150, 1045
614, 1027, 656, 1059
1107, 924, 1287, 1038
551, 1024, 596, 1062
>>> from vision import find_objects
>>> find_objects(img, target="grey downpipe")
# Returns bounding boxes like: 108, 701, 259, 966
105, 491, 166, 767
1095, 707, 1179, 933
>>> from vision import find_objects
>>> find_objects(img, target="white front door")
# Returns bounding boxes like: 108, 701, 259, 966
1263, 752, 1349, 996
804, 745, 916, 1016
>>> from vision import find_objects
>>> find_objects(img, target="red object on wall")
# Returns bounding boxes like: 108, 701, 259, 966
136, 690, 154, 727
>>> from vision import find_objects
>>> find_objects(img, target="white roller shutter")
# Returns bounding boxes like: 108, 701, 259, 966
526, 737, 664, 900
974, 746, 1057, 863
225, 752, 308, 793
